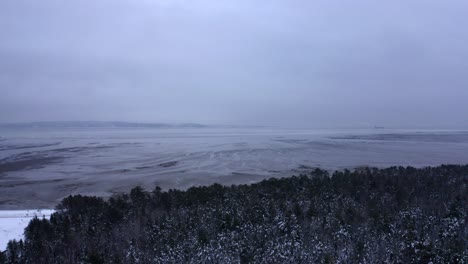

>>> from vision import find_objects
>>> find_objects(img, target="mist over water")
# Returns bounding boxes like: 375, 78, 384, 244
1, 127, 468, 209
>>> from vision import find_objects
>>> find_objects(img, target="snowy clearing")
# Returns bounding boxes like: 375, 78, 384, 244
0, 209, 54, 251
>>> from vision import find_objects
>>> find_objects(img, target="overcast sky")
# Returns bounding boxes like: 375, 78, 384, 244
1, 0, 467, 128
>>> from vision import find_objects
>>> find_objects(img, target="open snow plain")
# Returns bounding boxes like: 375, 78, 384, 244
1, 127, 468, 209
0, 209, 54, 250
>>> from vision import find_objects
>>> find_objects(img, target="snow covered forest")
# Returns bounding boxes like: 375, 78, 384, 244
1, 165, 467, 263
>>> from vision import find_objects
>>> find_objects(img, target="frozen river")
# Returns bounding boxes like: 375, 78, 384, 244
1, 127, 468, 209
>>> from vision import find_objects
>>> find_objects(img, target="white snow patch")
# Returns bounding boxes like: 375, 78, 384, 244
0, 209, 54, 251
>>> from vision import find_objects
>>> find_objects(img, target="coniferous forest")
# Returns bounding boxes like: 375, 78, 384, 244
1, 165, 467, 264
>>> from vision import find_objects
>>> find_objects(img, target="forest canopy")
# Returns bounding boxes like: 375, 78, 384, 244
1, 165, 467, 263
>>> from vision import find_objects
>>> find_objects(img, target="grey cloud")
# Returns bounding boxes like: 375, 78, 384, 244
1, 0, 467, 128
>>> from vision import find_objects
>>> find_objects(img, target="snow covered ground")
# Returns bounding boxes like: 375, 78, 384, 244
0, 209, 54, 250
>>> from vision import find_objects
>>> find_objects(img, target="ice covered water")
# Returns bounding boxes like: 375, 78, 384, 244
1, 127, 468, 209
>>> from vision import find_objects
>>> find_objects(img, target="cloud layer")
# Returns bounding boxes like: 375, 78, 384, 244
1, 0, 467, 128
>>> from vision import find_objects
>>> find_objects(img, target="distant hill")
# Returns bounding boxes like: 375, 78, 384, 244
0, 121, 207, 129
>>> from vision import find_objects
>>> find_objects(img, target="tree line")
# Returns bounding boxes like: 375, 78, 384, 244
1, 165, 466, 263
